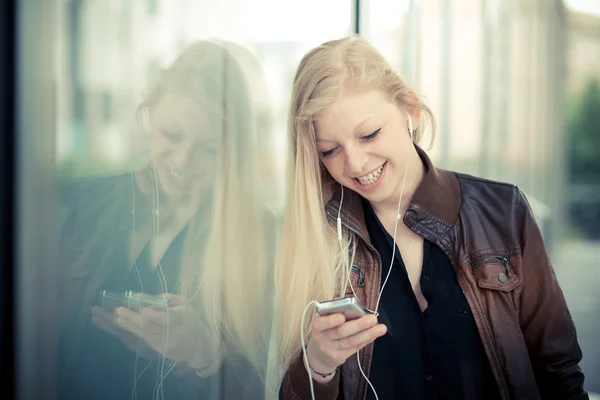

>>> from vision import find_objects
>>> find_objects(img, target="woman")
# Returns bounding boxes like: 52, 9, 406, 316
274, 36, 588, 400
57, 40, 275, 400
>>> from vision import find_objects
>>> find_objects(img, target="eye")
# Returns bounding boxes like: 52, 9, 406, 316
163, 130, 184, 143
321, 147, 339, 158
363, 128, 381, 141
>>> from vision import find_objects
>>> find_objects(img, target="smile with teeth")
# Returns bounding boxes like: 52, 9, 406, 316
167, 165, 187, 183
356, 163, 384, 185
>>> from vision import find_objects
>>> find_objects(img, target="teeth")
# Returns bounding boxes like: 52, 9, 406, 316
168, 166, 186, 182
357, 164, 384, 185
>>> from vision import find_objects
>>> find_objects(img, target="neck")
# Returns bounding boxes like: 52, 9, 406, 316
135, 168, 179, 209
371, 144, 426, 218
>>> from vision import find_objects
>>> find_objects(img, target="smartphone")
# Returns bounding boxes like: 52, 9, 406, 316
97, 290, 170, 311
316, 296, 371, 321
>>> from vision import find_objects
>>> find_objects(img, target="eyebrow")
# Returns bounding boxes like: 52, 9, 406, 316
316, 116, 373, 142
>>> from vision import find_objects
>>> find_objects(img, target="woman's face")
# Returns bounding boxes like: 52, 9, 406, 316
147, 94, 219, 200
314, 89, 413, 207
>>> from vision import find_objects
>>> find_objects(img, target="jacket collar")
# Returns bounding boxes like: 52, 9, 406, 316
324, 146, 461, 242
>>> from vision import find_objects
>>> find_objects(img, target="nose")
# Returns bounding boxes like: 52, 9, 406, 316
344, 145, 368, 177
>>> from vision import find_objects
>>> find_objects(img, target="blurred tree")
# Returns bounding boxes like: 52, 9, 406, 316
567, 78, 600, 239
568, 79, 600, 183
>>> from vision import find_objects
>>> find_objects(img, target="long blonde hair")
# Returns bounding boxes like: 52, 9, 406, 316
274, 35, 435, 370
140, 40, 273, 372
58, 40, 273, 381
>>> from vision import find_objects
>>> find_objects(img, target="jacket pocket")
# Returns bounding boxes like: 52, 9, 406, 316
344, 265, 365, 296
472, 255, 521, 292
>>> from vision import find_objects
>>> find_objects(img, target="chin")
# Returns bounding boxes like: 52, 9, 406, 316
164, 186, 186, 199
156, 172, 184, 198
361, 191, 384, 204
362, 182, 395, 205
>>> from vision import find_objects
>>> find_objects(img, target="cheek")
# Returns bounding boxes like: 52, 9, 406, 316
383, 127, 405, 149
191, 155, 213, 172
321, 158, 347, 181
148, 136, 173, 159
149, 146, 166, 164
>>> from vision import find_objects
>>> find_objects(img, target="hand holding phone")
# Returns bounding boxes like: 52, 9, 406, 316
91, 305, 159, 359
305, 299, 386, 382
100, 292, 225, 372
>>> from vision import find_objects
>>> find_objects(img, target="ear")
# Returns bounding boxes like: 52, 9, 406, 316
393, 91, 422, 132
407, 107, 421, 132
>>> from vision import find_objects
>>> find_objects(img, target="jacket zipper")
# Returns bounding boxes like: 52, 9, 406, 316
351, 265, 365, 287
472, 255, 511, 276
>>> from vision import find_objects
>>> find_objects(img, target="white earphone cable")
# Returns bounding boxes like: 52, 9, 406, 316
305, 115, 415, 400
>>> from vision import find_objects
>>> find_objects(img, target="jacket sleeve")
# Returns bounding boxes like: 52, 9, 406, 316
279, 353, 341, 400
516, 190, 589, 400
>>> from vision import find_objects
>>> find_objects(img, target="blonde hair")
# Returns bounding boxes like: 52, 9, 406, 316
274, 35, 435, 370
58, 40, 273, 382
139, 41, 273, 372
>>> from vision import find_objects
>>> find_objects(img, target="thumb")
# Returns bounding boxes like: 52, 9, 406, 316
159, 293, 188, 307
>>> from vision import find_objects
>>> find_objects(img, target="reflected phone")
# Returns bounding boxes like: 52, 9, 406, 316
97, 290, 170, 311
316, 296, 371, 321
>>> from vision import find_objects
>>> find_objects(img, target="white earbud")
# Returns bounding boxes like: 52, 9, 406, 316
337, 185, 344, 241
407, 114, 413, 139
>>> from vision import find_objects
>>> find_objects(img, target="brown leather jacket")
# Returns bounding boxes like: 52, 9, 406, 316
280, 147, 588, 400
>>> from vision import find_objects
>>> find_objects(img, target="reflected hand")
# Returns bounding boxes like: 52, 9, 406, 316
91, 306, 158, 360
115, 293, 224, 371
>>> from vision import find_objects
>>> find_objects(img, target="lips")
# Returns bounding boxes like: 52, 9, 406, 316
356, 163, 384, 185
353, 161, 387, 192
167, 165, 186, 183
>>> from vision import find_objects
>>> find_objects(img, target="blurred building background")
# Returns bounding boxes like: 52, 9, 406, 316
14, 0, 600, 398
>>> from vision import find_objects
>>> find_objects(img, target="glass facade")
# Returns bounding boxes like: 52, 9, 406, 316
14, 0, 600, 398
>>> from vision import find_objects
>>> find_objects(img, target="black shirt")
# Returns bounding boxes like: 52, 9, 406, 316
363, 200, 499, 400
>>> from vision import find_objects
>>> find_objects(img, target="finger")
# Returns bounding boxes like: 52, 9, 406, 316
91, 308, 151, 352
93, 314, 138, 344
91, 307, 123, 332
91, 306, 114, 322
92, 314, 119, 335
116, 307, 163, 334
116, 311, 146, 338
92, 307, 128, 336
326, 314, 379, 341
139, 305, 183, 326
312, 313, 346, 332
337, 323, 387, 351
159, 293, 187, 306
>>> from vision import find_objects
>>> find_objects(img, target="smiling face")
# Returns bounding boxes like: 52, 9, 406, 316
147, 94, 220, 200
314, 89, 413, 206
